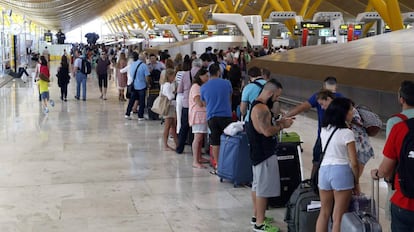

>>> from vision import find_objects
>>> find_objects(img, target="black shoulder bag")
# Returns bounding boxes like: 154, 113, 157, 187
126, 62, 143, 99
311, 127, 339, 194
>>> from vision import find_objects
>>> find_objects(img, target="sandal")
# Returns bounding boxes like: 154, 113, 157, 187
209, 169, 217, 175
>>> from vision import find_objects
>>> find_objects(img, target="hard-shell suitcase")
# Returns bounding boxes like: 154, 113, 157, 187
269, 131, 303, 208
217, 132, 252, 187
340, 179, 382, 232
284, 179, 320, 232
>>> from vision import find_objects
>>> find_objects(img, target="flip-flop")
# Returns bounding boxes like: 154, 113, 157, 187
192, 164, 206, 169
199, 158, 209, 163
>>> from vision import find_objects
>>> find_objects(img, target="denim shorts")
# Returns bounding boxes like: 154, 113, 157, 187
40, 91, 49, 100
318, 164, 354, 191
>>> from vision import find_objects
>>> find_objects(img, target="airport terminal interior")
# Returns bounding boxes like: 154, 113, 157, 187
1, 0, 414, 231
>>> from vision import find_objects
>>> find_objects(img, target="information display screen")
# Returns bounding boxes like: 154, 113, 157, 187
354, 24, 363, 36
318, 28, 331, 37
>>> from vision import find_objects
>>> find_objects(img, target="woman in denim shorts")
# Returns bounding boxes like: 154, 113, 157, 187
315, 98, 360, 232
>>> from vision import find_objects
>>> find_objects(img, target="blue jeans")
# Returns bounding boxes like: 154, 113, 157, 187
76, 72, 87, 99
176, 107, 190, 154
126, 88, 146, 118
391, 203, 414, 232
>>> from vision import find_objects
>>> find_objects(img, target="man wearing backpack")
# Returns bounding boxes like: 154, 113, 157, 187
371, 80, 414, 232
72, 50, 89, 101
240, 67, 268, 122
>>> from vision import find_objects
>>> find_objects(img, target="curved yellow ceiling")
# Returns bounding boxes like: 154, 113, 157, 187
0, 0, 412, 32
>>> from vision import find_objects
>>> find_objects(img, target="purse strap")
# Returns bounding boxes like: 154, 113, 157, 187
131, 62, 143, 86
318, 127, 339, 166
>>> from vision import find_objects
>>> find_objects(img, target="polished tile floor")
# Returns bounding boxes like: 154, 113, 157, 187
0, 62, 390, 231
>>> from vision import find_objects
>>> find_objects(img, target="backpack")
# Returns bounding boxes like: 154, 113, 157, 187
248, 80, 265, 108
284, 180, 320, 232
149, 69, 161, 90
80, 58, 92, 75
396, 118, 414, 198
355, 105, 383, 136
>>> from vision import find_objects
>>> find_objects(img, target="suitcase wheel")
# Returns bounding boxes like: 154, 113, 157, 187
233, 183, 238, 188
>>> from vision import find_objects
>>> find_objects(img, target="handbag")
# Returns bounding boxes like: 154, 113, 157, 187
151, 88, 170, 116
311, 127, 339, 194
126, 62, 143, 99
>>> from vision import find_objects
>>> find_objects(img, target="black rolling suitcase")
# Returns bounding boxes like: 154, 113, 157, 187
268, 131, 303, 208
146, 89, 160, 120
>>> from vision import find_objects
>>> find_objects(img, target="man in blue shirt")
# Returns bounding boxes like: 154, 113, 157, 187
125, 52, 150, 120
240, 67, 269, 122
201, 63, 233, 173
285, 76, 343, 176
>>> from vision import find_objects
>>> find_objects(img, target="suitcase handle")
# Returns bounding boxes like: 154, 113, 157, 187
371, 178, 380, 219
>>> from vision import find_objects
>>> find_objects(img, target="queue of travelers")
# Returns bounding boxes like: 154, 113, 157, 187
30, 42, 413, 232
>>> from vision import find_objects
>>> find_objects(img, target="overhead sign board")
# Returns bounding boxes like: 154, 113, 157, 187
301, 22, 331, 29
354, 24, 363, 30
216, 24, 227, 29
262, 24, 271, 30
294, 25, 302, 35
189, 24, 203, 30
339, 24, 348, 35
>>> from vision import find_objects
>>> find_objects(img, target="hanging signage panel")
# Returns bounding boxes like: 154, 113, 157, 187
301, 22, 331, 29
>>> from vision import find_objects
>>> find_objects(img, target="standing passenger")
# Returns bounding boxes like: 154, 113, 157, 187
56, 55, 70, 101
200, 63, 232, 174
285, 77, 344, 177
116, 53, 128, 101
160, 69, 179, 150
176, 59, 202, 154
96, 50, 111, 100
125, 52, 150, 120
73, 50, 87, 101
371, 80, 414, 232
246, 79, 293, 232
316, 98, 359, 232
316, 90, 375, 177
189, 68, 209, 168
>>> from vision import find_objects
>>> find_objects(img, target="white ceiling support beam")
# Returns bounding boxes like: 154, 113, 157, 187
155, 24, 183, 41
130, 29, 149, 39
212, 13, 262, 47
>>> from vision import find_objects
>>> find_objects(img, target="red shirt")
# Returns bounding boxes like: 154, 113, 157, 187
383, 121, 414, 211
39, 65, 50, 78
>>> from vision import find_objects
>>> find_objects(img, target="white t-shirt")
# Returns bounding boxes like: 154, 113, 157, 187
74, 57, 82, 71
161, 82, 176, 106
320, 126, 355, 166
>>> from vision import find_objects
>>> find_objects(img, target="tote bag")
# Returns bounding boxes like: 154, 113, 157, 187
151, 94, 169, 115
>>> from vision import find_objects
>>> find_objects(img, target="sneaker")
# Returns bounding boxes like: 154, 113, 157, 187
43, 107, 49, 114
49, 100, 55, 107
125, 115, 131, 120
138, 117, 145, 121
75, 96, 80, 100
251, 217, 274, 225
253, 224, 279, 232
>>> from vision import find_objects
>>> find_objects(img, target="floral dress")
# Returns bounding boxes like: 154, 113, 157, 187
351, 108, 375, 164
117, 59, 128, 88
